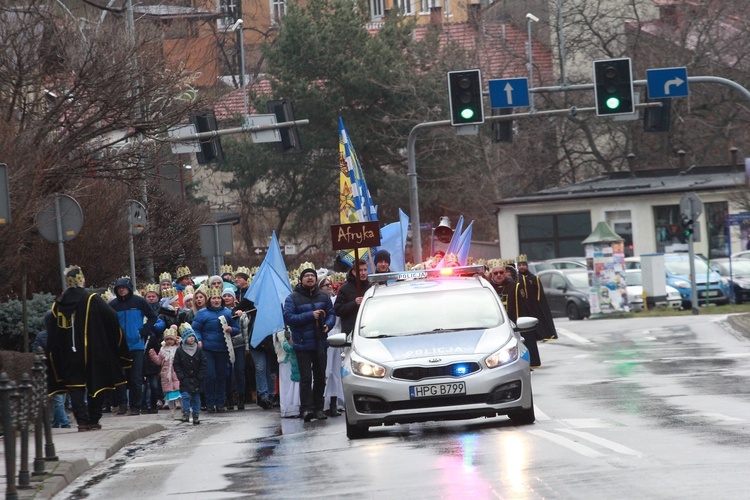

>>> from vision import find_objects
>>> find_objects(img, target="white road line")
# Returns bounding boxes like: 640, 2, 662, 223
557, 429, 642, 456
527, 429, 604, 457
556, 328, 591, 344
534, 405, 551, 421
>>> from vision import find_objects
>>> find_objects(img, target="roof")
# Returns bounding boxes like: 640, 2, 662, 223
495, 164, 746, 206
133, 5, 217, 19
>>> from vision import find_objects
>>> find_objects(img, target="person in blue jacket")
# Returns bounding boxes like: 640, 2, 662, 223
283, 268, 335, 422
192, 285, 239, 413
109, 277, 158, 416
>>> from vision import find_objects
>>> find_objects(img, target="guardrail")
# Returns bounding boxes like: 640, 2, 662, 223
1, 356, 57, 500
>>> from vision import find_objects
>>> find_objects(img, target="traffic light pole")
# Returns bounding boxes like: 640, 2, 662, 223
165, 119, 310, 144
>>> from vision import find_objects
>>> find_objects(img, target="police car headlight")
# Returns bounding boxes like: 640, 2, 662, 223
485, 337, 519, 369
351, 352, 386, 378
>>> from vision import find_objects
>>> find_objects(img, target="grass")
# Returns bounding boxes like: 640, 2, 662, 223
594, 302, 750, 319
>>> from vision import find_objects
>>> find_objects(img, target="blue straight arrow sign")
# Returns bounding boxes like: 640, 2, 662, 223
488, 78, 530, 108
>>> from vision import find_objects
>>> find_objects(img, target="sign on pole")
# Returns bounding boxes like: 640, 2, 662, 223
488, 78, 530, 109
200, 223, 234, 258
168, 124, 202, 154
128, 200, 147, 235
330, 221, 380, 251
247, 114, 282, 143
646, 67, 689, 99
680, 192, 703, 219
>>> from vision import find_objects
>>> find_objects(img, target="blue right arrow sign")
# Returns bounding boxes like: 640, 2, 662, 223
646, 67, 689, 99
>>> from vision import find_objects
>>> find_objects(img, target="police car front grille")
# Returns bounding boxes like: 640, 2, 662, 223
392, 363, 481, 381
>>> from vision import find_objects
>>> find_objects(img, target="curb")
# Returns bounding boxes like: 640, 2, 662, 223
31, 423, 166, 499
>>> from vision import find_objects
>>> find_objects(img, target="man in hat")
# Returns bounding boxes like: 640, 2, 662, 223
334, 259, 372, 337
46, 266, 130, 431
489, 264, 541, 368
109, 276, 159, 415
373, 249, 391, 274
284, 267, 335, 422
516, 254, 558, 349
174, 266, 192, 307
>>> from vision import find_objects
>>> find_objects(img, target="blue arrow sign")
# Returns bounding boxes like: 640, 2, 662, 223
646, 67, 689, 99
488, 78, 530, 108
726, 212, 750, 226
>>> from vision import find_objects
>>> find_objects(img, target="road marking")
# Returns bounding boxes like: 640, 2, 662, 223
534, 406, 551, 421
528, 429, 604, 457
681, 412, 744, 422
557, 418, 613, 429
556, 328, 591, 344
558, 429, 642, 456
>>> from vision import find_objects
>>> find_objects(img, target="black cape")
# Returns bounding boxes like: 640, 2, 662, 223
518, 272, 558, 341
46, 287, 130, 397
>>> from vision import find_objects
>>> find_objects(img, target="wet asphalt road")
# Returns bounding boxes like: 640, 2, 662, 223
59, 314, 750, 499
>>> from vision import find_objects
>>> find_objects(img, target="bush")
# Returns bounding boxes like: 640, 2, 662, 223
0, 293, 55, 351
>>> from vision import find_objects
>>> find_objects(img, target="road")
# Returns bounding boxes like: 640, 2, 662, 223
59, 314, 750, 499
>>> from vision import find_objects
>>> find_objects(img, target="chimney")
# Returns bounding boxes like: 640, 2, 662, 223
468, 3, 481, 28
430, 6, 442, 26
626, 153, 636, 178
729, 146, 739, 166
677, 149, 686, 171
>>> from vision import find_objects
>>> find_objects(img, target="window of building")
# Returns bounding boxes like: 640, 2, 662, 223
396, 0, 412, 15
653, 205, 686, 253
444, 0, 451, 17
705, 201, 728, 259
518, 212, 591, 261
217, 0, 238, 29
371, 0, 384, 19
271, 0, 286, 24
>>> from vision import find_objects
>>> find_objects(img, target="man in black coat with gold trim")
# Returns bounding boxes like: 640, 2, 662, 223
46, 266, 130, 431
516, 254, 558, 346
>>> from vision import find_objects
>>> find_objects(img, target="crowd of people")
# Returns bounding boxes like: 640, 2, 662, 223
42, 249, 555, 431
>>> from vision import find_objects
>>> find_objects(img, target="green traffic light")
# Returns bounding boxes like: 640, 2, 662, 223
460, 108, 475, 120
606, 96, 621, 110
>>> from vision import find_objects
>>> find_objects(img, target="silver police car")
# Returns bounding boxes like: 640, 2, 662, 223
328, 266, 537, 439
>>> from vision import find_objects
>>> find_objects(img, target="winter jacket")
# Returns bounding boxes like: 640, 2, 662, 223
173, 343, 206, 393
148, 344, 180, 392
334, 269, 372, 334
283, 283, 335, 352
109, 277, 158, 351
191, 305, 239, 353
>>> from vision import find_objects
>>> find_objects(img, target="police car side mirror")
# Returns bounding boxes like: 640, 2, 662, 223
327, 333, 350, 348
514, 317, 539, 331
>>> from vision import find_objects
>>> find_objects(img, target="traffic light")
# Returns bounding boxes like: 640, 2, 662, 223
643, 97, 671, 132
682, 215, 694, 238
189, 110, 224, 164
593, 58, 634, 116
491, 108, 513, 143
447, 69, 484, 126
266, 99, 302, 154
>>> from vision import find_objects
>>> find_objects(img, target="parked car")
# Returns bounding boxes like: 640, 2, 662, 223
537, 269, 591, 320
625, 256, 641, 269
625, 269, 682, 311
528, 258, 587, 274
730, 250, 750, 260
709, 258, 750, 304
662, 253, 729, 308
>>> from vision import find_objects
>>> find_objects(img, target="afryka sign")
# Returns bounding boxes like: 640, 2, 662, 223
330, 221, 380, 251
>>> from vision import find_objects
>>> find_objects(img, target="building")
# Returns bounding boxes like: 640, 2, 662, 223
496, 152, 748, 261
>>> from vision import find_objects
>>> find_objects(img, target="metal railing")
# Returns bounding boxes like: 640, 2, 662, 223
1, 356, 57, 500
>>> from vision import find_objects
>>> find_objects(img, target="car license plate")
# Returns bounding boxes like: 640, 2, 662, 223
410, 382, 466, 399
708, 290, 719, 297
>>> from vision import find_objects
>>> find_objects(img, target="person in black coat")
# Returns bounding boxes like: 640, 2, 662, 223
334, 259, 372, 335
173, 324, 207, 425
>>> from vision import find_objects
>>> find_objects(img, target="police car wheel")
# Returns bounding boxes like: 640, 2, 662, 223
346, 414, 369, 439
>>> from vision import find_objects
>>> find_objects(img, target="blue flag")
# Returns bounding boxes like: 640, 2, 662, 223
377, 209, 409, 272
245, 232, 293, 347
456, 220, 474, 265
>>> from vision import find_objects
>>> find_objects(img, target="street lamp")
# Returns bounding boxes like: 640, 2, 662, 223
526, 13, 539, 112
231, 19, 248, 128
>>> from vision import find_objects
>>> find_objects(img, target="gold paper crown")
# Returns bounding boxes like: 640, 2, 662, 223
183, 285, 195, 295
161, 287, 177, 298
194, 284, 208, 296
144, 283, 160, 294
235, 266, 251, 277
64, 266, 85, 288
101, 290, 115, 302
207, 285, 223, 298
220, 264, 233, 275
503, 259, 515, 267
159, 272, 172, 284
176, 266, 191, 279
516, 254, 528, 263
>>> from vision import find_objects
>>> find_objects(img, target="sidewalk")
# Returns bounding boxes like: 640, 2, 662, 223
0, 410, 177, 499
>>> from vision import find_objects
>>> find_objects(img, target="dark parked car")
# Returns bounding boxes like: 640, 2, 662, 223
538, 269, 591, 320
710, 258, 750, 304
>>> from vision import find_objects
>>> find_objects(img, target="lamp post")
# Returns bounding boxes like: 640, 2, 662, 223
526, 13, 539, 112
232, 19, 248, 128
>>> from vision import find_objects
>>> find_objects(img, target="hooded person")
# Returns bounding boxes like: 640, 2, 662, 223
283, 267, 336, 421
334, 259, 372, 335
173, 324, 207, 425
46, 266, 130, 431
109, 276, 159, 415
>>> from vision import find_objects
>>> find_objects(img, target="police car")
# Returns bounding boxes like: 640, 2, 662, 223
327, 265, 538, 439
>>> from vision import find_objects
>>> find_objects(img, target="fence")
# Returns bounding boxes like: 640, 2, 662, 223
0, 356, 57, 500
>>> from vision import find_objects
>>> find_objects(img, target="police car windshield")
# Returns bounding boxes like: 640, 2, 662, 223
358, 287, 503, 338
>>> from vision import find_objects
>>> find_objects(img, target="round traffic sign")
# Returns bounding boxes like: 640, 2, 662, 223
35, 194, 83, 243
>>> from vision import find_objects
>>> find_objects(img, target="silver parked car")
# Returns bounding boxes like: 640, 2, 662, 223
328, 266, 538, 439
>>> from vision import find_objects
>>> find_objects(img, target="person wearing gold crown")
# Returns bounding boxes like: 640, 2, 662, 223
191, 284, 240, 413
516, 254, 558, 351
46, 266, 130, 431
174, 266, 192, 308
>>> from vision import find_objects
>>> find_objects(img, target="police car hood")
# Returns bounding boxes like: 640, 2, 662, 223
354, 326, 513, 362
